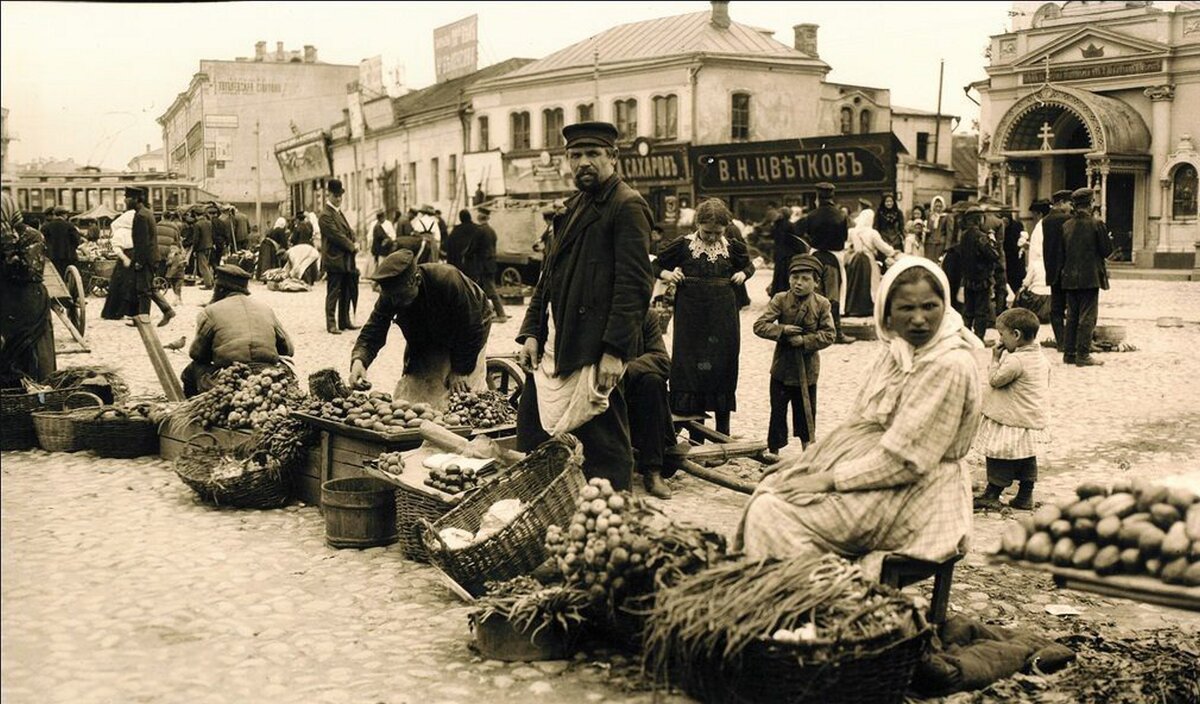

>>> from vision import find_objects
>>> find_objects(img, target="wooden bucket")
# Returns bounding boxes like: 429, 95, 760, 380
321, 477, 398, 549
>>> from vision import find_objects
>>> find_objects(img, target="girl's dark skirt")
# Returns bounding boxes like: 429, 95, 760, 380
670, 277, 740, 414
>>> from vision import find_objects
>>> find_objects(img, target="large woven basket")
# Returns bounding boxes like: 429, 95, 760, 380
670, 606, 932, 704
395, 484, 455, 563
76, 407, 160, 458
1, 385, 84, 451
420, 435, 585, 597
31, 391, 105, 452
173, 432, 291, 509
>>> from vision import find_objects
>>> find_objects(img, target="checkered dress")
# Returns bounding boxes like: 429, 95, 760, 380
739, 345, 981, 565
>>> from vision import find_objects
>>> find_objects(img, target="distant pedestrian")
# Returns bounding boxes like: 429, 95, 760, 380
754, 253, 835, 460
443, 209, 475, 270
795, 182, 854, 344
769, 207, 806, 296
410, 205, 442, 263
208, 203, 230, 269
1016, 199, 1053, 323
926, 195, 953, 260
1056, 188, 1111, 367
192, 209, 215, 289
843, 208, 897, 317
974, 307, 1050, 511
1041, 189, 1073, 350
40, 206, 80, 278
465, 206, 508, 323
370, 210, 394, 271
318, 179, 359, 335
1001, 208, 1026, 300
873, 193, 904, 252
956, 204, 1000, 340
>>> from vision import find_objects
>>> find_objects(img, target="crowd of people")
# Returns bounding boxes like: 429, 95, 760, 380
2, 116, 1120, 579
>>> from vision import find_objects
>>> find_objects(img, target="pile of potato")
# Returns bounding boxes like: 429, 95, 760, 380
1000, 479, 1200, 587
303, 391, 464, 432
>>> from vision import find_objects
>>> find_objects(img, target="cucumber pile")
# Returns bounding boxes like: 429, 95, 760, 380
1000, 479, 1200, 586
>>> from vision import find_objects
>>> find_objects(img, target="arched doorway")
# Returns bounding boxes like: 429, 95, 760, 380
988, 85, 1151, 261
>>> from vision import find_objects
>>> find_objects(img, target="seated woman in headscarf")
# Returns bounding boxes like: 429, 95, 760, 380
283, 226, 320, 283
737, 258, 983, 578
842, 208, 897, 318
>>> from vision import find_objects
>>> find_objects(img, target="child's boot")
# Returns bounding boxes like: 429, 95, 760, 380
1010, 481, 1035, 510
974, 482, 1006, 510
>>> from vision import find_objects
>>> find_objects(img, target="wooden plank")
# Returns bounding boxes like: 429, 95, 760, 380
684, 441, 768, 462
988, 554, 1200, 612
133, 315, 185, 401
668, 458, 756, 495
292, 411, 470, 447
680, 420, 736, 445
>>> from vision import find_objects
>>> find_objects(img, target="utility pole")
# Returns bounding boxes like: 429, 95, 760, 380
933, 59, 945, 166
254, 118, 263, 237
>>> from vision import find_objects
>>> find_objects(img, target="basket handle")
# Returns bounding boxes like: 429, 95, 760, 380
93, 407, 129, 420
63, 391, 104, 410
183, 432, 221, 450
418, 517, 452, 555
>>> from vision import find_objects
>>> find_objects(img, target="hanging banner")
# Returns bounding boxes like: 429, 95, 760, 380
274, 131, 332, 185
434, 14, 478, 83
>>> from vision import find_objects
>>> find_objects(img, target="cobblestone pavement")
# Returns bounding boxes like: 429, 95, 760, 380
3, 264, 1199, 702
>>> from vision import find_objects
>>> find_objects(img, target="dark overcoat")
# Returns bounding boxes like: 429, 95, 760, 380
1040, 210, 1070, 287
318, 203, 358, 274
797, 203, 848, 252
1057, 213, 1112, 291
518, 174, 653, 376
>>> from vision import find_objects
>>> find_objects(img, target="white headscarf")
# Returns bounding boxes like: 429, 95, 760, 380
873, 257, 983, 372
861, 257, 983, 424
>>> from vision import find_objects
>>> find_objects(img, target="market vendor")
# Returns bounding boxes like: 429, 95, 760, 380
349, 248, 494, 406
180, 265, 294, 397
737, 257, 983, 578
1, 192, 56, 386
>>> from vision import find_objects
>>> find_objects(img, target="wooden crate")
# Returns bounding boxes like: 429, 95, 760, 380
158, 417, 323, 505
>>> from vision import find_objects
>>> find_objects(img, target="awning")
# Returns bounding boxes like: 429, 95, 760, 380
75, 203, 120, 221
992, 84, 1151, 157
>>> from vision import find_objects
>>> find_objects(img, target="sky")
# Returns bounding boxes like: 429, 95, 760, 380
0, 0, 1022, 170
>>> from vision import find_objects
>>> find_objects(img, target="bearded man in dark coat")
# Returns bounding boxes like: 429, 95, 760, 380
1056, 188, 1112, 367
515, 121, 654, 491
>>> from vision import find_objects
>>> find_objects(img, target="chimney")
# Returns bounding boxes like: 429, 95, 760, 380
275, 41, 285, 61
255, 41, 266, 61
710, 1, 731, 28
793, 24, 819, 57
304, 45, 317, 63
145, 144, 150, 153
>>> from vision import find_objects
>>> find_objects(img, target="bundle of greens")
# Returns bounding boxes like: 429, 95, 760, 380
472, 576, 591, 642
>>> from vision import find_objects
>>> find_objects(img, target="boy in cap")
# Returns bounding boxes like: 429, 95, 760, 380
1057, 187, 1111, 367
753, 253, 836, 461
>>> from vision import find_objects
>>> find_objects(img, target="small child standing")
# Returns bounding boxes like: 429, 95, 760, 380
753, 254, 836, 462
974, 307, 1051, 510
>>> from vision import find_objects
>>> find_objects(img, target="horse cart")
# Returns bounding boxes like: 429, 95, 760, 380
42, 260, 90, 354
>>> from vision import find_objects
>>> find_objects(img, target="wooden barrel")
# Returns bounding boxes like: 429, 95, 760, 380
321, 477, 398, 549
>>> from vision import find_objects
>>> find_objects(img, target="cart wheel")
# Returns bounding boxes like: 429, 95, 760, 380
153, 275, 169, 294
499, 267, 523, 288
64, 265, 88, 336
486, 357, 525, 407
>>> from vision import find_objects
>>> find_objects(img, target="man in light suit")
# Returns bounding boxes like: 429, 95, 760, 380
318, 179, 359, 335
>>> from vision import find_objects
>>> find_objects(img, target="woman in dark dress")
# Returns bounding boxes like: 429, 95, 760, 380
654, 198, 753, 436
873, 193, 905, 253
100, 207, 141, 321
1, 193, 56, 385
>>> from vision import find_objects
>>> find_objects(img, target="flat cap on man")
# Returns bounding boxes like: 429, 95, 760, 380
815, 181, 835, 193
370, 249, 417, 282
1051, 189, 1073, 203
1030, 198, 1051, 213
124, 186, 146, 198
562, 121, 619, 149
54, 205, 70, 216
788, 253, 824, 276
1071, 187, 1094, 202
419, 203, 436, 215
214, 264, 252, 294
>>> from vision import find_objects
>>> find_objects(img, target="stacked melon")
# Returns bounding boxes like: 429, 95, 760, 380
999, 479, 1200, 587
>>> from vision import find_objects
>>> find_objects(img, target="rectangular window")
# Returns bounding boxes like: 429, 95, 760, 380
479, 116, 489, 151
916, 132, 930, 162
577, 103, 594, 122
543, 108, 564, 148
29, 189, 42, 212
431, 158, 440, 201
613, 99, 638, 141
151, 187, 163, 210
653, 95, 678, 139
448, 154, 458, 199
511, 111, 531, 151
731, 93, 751, 141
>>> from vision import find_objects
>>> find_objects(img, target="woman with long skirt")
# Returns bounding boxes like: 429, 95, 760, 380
654, 198, 753, 436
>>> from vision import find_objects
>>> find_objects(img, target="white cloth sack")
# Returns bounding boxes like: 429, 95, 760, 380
533, 304, 613, 436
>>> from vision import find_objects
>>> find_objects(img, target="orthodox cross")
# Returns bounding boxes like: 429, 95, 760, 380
1038, 122, 1055, 151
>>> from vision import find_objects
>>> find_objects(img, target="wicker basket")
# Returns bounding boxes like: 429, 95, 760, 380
31, 391, 105, 452
670, 607, 932, 704
76, 407, 160, 458
1, 385, 84, 451
420, 435, 586, 597
395, 484, 456, 563
174, 432, 291, 509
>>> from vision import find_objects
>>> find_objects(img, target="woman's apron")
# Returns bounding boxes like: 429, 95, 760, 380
670, 277, 739, 414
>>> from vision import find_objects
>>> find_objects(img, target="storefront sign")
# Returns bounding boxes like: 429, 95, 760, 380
693, 134, 896, 193
274, 132, 332, 185
618, 148, 687, 182
503, 154, 574, 195
1021, 58, 1163, 84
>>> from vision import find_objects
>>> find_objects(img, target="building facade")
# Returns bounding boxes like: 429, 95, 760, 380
126, 146, 165, 173
158, 42, 357, 233
975, 1, 1200, 267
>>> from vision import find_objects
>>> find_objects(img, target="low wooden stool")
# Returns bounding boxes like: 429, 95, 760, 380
880, 553, 962, 624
